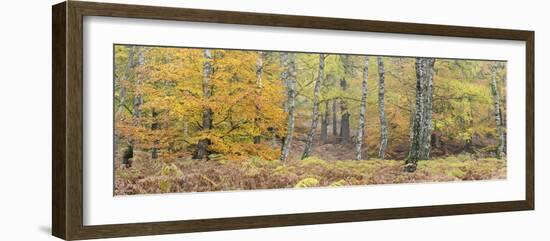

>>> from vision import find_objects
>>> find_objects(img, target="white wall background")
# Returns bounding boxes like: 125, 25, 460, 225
0, 0, 547, 240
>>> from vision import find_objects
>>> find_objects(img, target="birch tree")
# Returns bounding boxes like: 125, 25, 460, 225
302, 54, 325, 159
116, 46, 136, 116
377, 57, 388, 159
420, 58, 435, 159
405, 57, 435, 172
194, 49, 213, 160
355, 56, 369, 160
280, 53, 297, 161
132, 48, 144, 126
116, 46, 136, 166
253, 51, 264, 144
491, 62, 506, 159
122, 47, 144, 166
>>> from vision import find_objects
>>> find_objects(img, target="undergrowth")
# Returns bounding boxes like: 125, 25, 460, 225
115, 154, 506, 195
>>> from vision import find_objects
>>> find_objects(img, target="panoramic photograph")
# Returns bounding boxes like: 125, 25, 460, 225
113, 44, 507, 195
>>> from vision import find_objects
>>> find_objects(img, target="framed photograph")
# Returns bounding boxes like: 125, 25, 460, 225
52, 1, 534, 240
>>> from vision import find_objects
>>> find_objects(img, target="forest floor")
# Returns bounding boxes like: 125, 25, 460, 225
114, 151, 506, 195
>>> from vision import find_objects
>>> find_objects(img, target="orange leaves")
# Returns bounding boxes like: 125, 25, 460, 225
114, 46, 288, 162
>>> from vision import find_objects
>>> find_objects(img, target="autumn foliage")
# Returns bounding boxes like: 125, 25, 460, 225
114, 45, 507, 194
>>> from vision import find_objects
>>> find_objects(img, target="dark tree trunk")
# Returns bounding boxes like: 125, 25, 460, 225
332, 99, 338, 137
122, 145, 133, 167
302, 54, 325, 159
355, 56, 368, 160
195, 49, 213, 160
340, 110, 350, 143
491, 63, 506, 159
339, 78, 350, 143
321, 101, 329, 143
405, 57, 435, 172
377, 57, 388, 159
280, 53, 297, 162
151, 109, 159, 159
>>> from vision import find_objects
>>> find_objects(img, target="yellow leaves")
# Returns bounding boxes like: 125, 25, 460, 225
115, 44, 506, 165
115, 46, 288, 162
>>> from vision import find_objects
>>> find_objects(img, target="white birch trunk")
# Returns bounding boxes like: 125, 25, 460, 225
302, 54, 325, 159
377, 57, 388, 159
195, 49, 213, 160
405, 57, 435, 172
355, 56, 369, 160
280, 53, 297, 161
491, 63, 506, 159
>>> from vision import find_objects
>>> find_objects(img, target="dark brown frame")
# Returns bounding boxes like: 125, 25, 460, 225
52, 1, 535, 240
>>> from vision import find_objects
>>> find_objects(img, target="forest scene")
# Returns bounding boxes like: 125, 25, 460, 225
114, 44, 507, 195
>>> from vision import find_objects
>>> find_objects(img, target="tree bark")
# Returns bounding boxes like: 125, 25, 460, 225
321, 101, 329, 143
116, 46, 135, 162
123, 47, 144, 166
419, 59, 434, 159
116, 46, 136, 115
340, 109, 350, 143
405, 57, 435, 172
280, 53, 297, 162
195, 49, 213, 160
132, 48, 144, 125
302, 54, 325, 159
355, 56, 369, 160
151, 109, 159, 159
332, 99, 338, 137
377, 57, 388, 159
253, 51, 264, 144
491, 63, 505, 159
339, 78, 350, 143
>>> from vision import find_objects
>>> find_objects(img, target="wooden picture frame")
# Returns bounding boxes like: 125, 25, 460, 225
52, 1, 534, 240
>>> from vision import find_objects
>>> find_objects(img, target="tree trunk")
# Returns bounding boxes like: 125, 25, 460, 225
355, 56, 369, 160
195, 49, 213, 160
332, 99, 338, 137
151, 109, 159, 159
132, 48, 144, 125
491, 63, 505, 159
302, 54, 325, 159
405, 57, 435, 172
377, 57, 388, 159
116, 46, 136, 115
280, 53, 297, 162
339, 78, 350, 143
321, 101, 329, 143
340, 110, 350, 143
116, 46, 135, 160
123, 47, 144, 166
419, 59, 434, 159
253, 51, 264, 144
